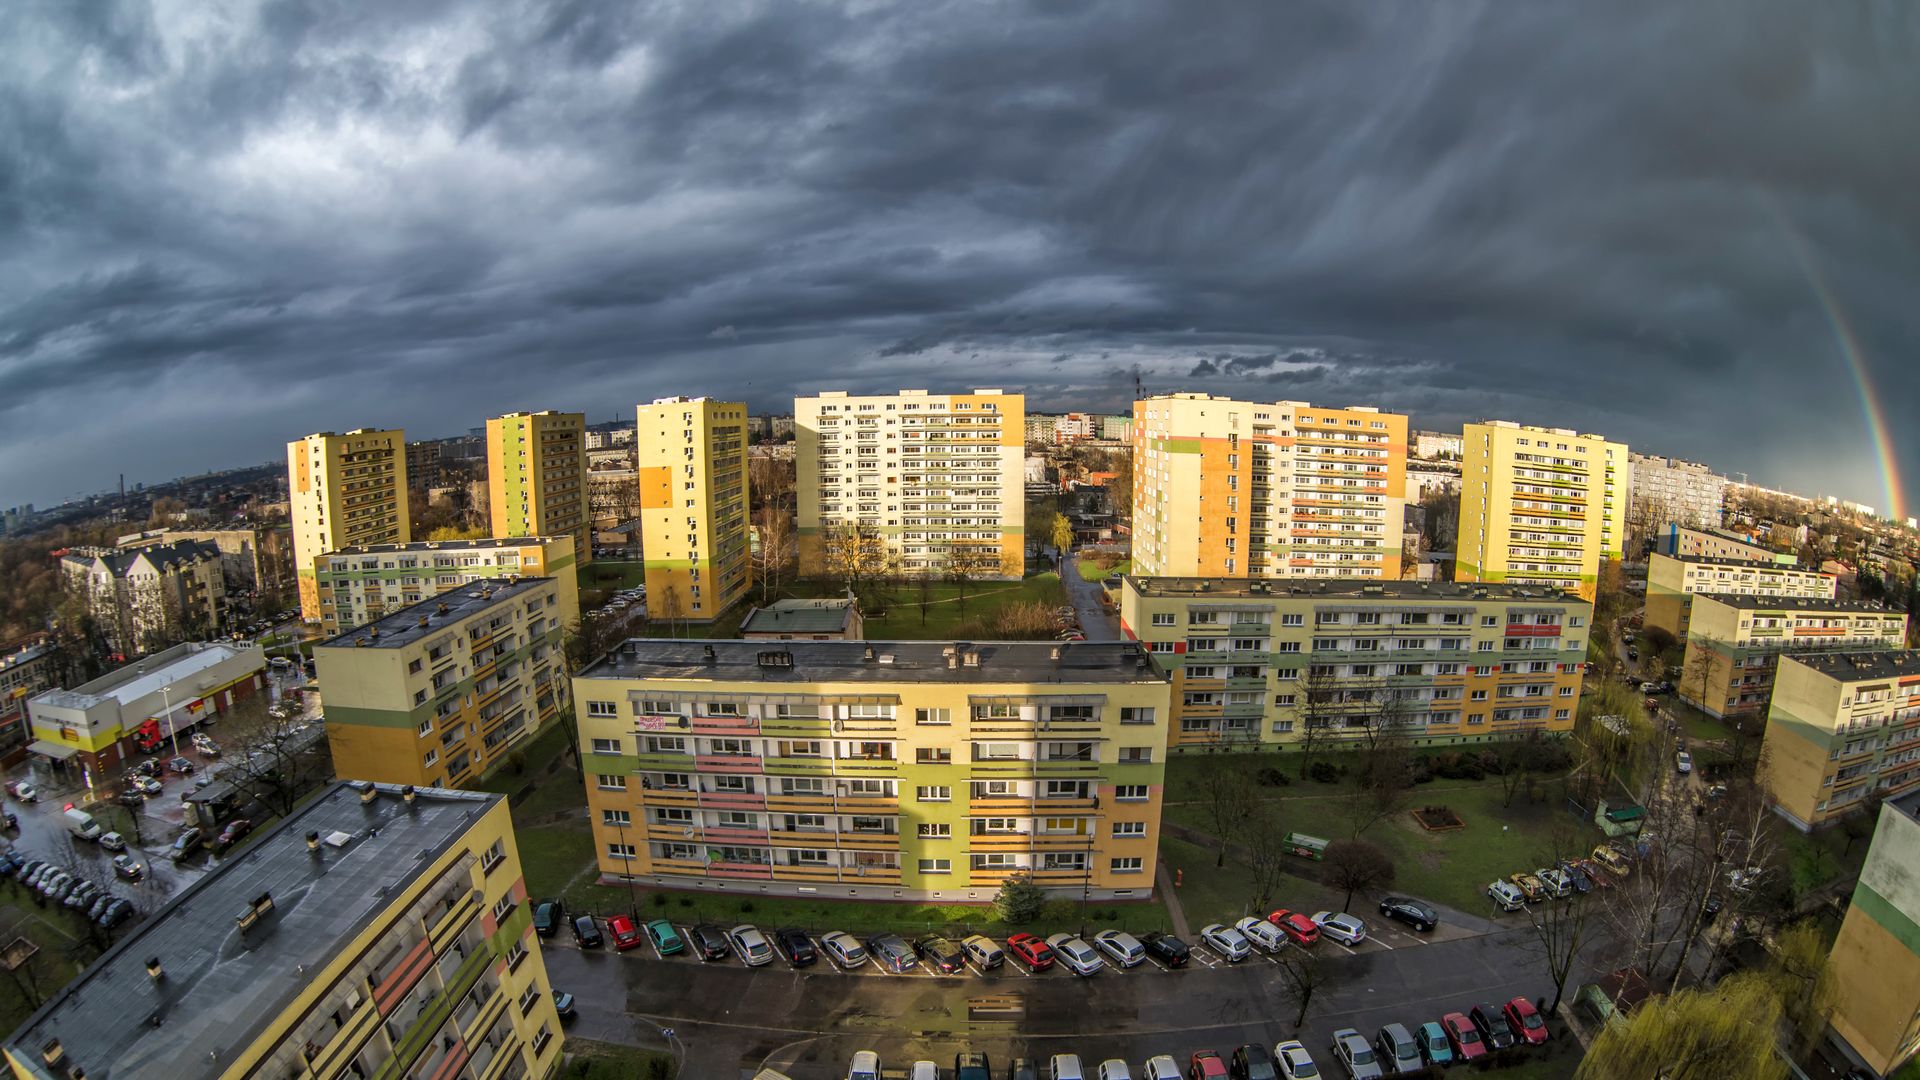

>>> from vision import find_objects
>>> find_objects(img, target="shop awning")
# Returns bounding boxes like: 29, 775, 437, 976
25, 740, 80, 761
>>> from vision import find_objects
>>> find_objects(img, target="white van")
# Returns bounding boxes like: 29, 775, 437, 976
1096, 1061, 1133, 1080
62, 808, 102, 841
1050, 1054, 1085, 1080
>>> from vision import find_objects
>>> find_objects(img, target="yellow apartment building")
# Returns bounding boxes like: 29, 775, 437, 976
487, 411, 591, 567
1132, 394, 1409, 579
1120, 577, 1591, 751
289, 429, 410, 622
3, 782, 563, 1080
1678, 594, 1906, 720
316, 577, 569, 790
796, 389, 1026, 579
572, 639, 1172, 902
1828, 790, 1920, 1078
1655, 523, 1791, 564
636, 397, 752, 622
1456, 421, 1628, 601
1760, 651, 1920, 831
313, 535, 580, 636
1644, 552, 1836, 640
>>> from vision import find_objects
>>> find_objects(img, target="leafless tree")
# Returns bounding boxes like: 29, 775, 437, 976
1524, 830, 1606, 1012
1343, 688, 1414, 836
944, 539, 1001, 618
1272, 945, 1329, 1028
821, 523, 889, 605
219, 695, 333, 818
752, 504, 796, 604
1295, 664, 1342, 780
1323, 838, 1395, 912
1198, 738, 1261, 868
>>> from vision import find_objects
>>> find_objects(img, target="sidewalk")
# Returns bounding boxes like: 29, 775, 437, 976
1155, 861, 1192, 939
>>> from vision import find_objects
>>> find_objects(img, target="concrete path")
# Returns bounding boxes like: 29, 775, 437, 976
1154, 860, 1192, 939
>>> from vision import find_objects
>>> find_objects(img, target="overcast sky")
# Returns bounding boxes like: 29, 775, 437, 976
4, 1, 1917, 517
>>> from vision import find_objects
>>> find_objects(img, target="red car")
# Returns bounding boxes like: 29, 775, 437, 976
1504, 997, 1550, 1045
1267, 909, 1321, 946
1187, 1051, 1229, 1079
608, 915, 644, 951
1575, 858, 1616, 889
1442, 1011, 1487, 1060
1006, 933, 1055, 971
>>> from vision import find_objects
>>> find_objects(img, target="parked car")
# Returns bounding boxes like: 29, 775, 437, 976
820, 930, 867, 970
1227, 1044, 1277, 1080
608, 915, 644, 951
865, 933, 916, 974
64, 881, 98, 909
1376, 896, 1439, 932
96, 898, 135, 929
1573, 857, 1616, 888
167, 756, 195, 775
1092, 929, 1146, 968
1312, 912, 1366, 947
690, 923, 731, 961
775, 927, 817, 965
1504, 997, 1550, 1045
98, 832, 127, 852
1676, 750, 1694, 774
86, 893, 112, 923
135, 776, 163, 796
961, 934, 1005, 969
1556, 860, 1594, 894
1272, 1041, 1318, 1080
1374, 1024, 1421, 1075
910, 1062, 938, 1080
644, 918, 684, 955
1141, 1056, 1181, 1080
568, 916, 602, 949
1414, 1021, 1453, 1067
1328, 1029, 1383, 1079
954, 1054, 991, 1080
551, 989, 575, 1020
1440, 1013, 1486, 1061
1141, 931, 1190, 967
1199, 923, 1252, 962
1187, 1052, 1228, 1079
730, 925, 776, 967
1095, 1059, 1132, 1080
1487, 879, 1527, 911
847, 1051, 881, 1080
169, 827, 205, 862
1044, 933, 1105, 976
533, 899, 565, 937
1536, 867, 1574, 899
1267, 909, 1321, 946
1235, 916, 1289, 953
1507, 871, 1546, 903
215, 818, 254, 853
1469, 1003, 1517, 1050
1009, 1061, 1040, 1080
1049, 1054, 1086, 1080
915, 934, 966, 974
1006, 932, 1055, 971
1589, 845, 1631, 876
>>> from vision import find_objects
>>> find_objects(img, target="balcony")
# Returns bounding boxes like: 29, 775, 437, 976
695, 754, 763, 775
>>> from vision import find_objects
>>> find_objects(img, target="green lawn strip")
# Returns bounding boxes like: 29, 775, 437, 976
1370, 784, 1588, 913
1077, 558, 1128, 582
580, 561, 647, 591
0, 901, 89, 1037
517, 825, 599, 901
564, 1039, 677, 1078
1770, 818, 1860, 895
1156, 833, 1344, 929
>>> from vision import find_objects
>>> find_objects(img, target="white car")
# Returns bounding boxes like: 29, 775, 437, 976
98, 832, 128, 852
1676, 751, 1694, 774
1049, 1055, 1086, 1080
910, 1063, 938, 1080
728, 924, 775, 967
1091, 929, 1145, 968
847, 1051, 880, 1080
1236, 915, 1289, 952
1095, 1060, 1133, 1080
961, 934, 1006, 969
1044, 933, 1105, 976
1199, 922, 1252, 962
1273, 1040, 1320, 1080
820, 930, 867, 970
1311, 911, 1366, 946
1488, 879, 1527, 911
1141, 1057, 1181, 1080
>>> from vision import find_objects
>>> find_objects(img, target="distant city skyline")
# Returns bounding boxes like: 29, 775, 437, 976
2, 3, 1915, 518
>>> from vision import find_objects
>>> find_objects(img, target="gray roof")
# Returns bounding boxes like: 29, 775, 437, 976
5, 782, 500, 1080
1124, 576, 1585, 603
1655, 552, 1819, 572
580, 638, 1168, 685
32, 642, 258, 711
1784, 650, 1920, 683
1692, 593, 1901, 614
317, 576, 552, 650
739, 598, 857, 635
62, 539, 219, 578
321, 536, 568, 558
0, 641, 52, 673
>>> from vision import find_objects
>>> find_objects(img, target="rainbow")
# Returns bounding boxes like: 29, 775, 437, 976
1771, 208, 1906, 522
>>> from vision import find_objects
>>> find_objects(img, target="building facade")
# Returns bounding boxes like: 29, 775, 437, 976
290, 429, 411, 622
1828, 791, 1920, 1078
3, 782, 564, 1080
1643, 552, 1836, 640
1412, 430, 1464, 461
1132, 394, 1409, 580
1655, 523, 1790, 564
1456, 421, 1628, 602
62, 540, 226, 656
636, 397, 753, 622
487, 410, 592, 567
1678, 595, 1908, 720
26, 641, 265, 782
1628, 454, 1729, 532
312, 536, 580, 636
117, 526, 294, 609
315, 578, 568, 790
1119, 578, 1591, 752
1760, 651, 1920, 831
405, 439, 443, 489
0, 641, 56, 766
573, 639, 1172, 901
796, 389, 1026, 580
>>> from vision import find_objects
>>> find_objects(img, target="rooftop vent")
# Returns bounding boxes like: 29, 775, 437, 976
146, 957, 165, 983
324, 830, 354, 847
877, 653, 895, 665
436, 603, 451, 615
306, 830, 321, 852
401, 785, 416, 807
417, 617, 429, 629
757, 650, 794, 669
355, 638, 369, 648
235, 892, 275, 933
1050, 645, 1062, 661
862, 646, 876, 663
368, 626, 379, 639
962, 648, 982, 668
702, 645, 716, 665
357, 781, 378, 804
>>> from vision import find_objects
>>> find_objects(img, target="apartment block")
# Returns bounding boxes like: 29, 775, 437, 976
313, 536, 580, 636
796, 389, 1025, 580
1679, 595, 1907, 720
573, 639, 1172, 901
0, 641, 55, 765
1828, 791, 1920, 1078
1132, 394, 1409, 580
1456, 421, 1628, 601
117, 526, 294, 605
1655, 523, 1790, 563
1629, 454, 1730, 530
290, 429, 410, 622
1643, 552, 1836, 640
315, 578, 568, 790
3, 782, 563, 1080
1760, 651, 1920, 831
1119, 577, 1591, 751
636, 397, 753, 621
487, 410, 591, 567
61, 540, 226, 656
405, 439, 443, 489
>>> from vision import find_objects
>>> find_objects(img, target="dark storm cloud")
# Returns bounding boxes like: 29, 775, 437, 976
3, 0, 1918, 513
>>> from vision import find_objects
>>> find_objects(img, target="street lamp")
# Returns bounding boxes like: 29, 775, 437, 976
158, 683, 183, 759
615, 815, 640, 920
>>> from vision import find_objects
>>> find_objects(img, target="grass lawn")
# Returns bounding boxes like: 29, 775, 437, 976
1771, 818, 1864, 896
772, 574, 1067, 640
0, 900, 88, 1039
580, 560, 646, 591
1158, 833, 1346, 928
1077, 557, 1128, 582
517, 824, 599, 902
564, 1040, 676, 1079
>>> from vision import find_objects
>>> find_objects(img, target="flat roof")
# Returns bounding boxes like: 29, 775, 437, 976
1785, 650, 1920, 683
318, 576, 551, 650
579, 639, 1168, 685
740, 599, 856, 635
321, 536, 565, 557
1124, 577, 1585, 603
1887, 787, 1920, 824
1692, 594, 1898, 614
33, 642, 258, 711
0, 642, 52, 672
5, 783, 499, 1080
1655, 552, 1823, 572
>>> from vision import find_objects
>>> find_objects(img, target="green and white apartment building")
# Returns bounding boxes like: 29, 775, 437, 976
1760, 650, 1920, 831
1643, 551, 1836, 640
1677, 594, 1907, 721
311, 535, 580, 636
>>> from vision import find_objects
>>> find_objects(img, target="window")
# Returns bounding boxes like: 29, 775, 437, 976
1110, 857, 1144, 873
1119, 747, 1153, 763
641, 699, 679, 715
1151, 612, 1176, 626
491, 893, 518, 921
506, 942, 530, 975
590, 738, 622, 755
481, 839, 506, 873
916, 747, 952, 765
916, 785, 952, 802
1149, 641, 1178, 653
596, 774, 627, 791
408, 658, 423, 674
1272, 720, 1295, 733
917, 858, 952, 874
1280, 613, 1304, 626
1113, 821, 1146, 837
1119, 707, 1155, 725
586, 700, 617, 717
1470, 690, 1489, 701
607, 842, 636, 860
416, 718, 434, 738
1115, 785, 1149, 801
1273, 693, 1296, 706
915, 707, 951, 725
917, 823, 951, 838
422, 748, 439, 768
601, 809, 631, 827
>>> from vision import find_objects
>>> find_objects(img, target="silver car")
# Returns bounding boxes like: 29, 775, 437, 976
728, 924, 775, 967
1043, 933, 1105, 976
1312, 911, 1367, 947
1199, 922, 1252, 962
1091, 929, 1145, 968
820, 930, 868, 970
1330, 1028, 1384, 1079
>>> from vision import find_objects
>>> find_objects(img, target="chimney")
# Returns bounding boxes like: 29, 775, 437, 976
146, 957, 165, 983
357, 781, 378, 805
863, 646, 876, 663
417, 616, 429, 629
1050, 645, 1062, 661
368, 625, 379, 639
947, 653, 958, 670
306, 830, 322, 854
963, 649, 981, 668
402, 784, 417, 808
436, 602, 450, 615
703, 645, 716, 665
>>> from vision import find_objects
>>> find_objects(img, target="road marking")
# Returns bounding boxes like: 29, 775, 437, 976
1144, 956, 1172, 973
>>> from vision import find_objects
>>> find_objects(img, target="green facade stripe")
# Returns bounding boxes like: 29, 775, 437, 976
1851, 881, 1920, 958
1764, 702, 1836, 752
